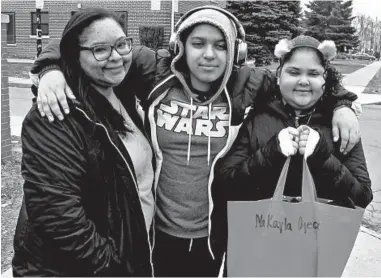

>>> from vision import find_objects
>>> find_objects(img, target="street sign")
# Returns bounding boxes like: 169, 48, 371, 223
36, 0, 44, 9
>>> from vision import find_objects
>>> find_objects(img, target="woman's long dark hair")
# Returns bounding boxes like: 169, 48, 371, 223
60, 8, 129, 135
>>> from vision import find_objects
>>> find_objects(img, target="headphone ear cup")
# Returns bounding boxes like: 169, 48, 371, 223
235, 39, 248, 65
169, 33, 178, 56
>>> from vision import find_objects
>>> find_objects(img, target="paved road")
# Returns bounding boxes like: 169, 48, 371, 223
8, 87, 34, 136
358, 105, 381, 227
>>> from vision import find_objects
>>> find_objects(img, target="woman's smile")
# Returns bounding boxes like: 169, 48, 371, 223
105, 65, 124, 73
200, 64, 218, 71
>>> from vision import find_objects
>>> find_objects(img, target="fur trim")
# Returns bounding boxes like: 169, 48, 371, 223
318, 40, 337, 61
275, 35, 337, 61
278, 128, 297, 157
304, 127, 320, 159
274, 38, 291, 59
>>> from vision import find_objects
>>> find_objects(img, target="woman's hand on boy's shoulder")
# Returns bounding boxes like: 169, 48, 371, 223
37, 70, 75, 122
332, 106, 360, 155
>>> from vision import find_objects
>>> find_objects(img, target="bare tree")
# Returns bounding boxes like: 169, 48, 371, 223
353, 13, 381, 56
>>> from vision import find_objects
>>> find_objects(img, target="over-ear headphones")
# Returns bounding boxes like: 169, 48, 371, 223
168, 5, 247, 65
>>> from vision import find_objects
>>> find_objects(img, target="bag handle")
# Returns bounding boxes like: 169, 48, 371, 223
272, 157, 318, 202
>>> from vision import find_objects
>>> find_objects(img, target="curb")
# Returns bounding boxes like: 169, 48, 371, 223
360, 226, 381, 240
7, 58, 34, 64
8, 78, 32, 89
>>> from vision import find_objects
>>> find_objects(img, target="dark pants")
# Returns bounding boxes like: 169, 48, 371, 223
153, 230, 223, 277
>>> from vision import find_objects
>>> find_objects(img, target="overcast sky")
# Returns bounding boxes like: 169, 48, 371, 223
301, 0, 381, 20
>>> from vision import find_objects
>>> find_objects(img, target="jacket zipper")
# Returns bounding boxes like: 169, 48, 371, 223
146, 89, 168, 254
75, 107, 154, 276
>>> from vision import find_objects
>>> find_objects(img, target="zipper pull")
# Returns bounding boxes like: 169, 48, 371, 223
295, 116, 299, 128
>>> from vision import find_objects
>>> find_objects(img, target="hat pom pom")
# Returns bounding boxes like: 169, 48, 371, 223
274, 39, 291, 59
318, 40, 337, 61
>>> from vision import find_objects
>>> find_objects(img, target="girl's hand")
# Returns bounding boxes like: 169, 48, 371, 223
297, 125, 320, 158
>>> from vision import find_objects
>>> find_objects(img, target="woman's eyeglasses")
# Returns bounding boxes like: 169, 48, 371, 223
79, 37, 133, 61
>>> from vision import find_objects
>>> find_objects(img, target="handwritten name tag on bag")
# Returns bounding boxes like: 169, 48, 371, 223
255, 213, 320, 234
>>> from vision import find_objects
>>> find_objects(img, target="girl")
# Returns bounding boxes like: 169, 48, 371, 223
217, 35, 372, 212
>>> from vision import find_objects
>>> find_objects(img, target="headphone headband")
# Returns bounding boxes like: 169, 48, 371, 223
174, 5, 245, 41
169, 5, 247, 65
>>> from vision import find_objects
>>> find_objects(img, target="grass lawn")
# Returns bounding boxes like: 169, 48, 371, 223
330, 59, 373, 75
8, 62, 32, 80
1, 137, 23, 273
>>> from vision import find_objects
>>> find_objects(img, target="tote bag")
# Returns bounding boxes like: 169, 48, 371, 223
227, 157, 365, 277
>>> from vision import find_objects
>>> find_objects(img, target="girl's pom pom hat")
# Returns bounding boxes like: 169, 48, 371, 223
274, 35, 337, 61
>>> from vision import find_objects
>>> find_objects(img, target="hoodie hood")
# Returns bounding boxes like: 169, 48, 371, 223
171, 8, 237, 105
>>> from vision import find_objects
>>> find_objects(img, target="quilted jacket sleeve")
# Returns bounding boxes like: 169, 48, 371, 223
21, 108, 125, 276
307, 133, 373, 208
216, 113, 287, 200
30, 39, 61, 76
126, 45, 156, 101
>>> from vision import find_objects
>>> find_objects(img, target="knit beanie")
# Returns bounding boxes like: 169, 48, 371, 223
171, 8, 238, 105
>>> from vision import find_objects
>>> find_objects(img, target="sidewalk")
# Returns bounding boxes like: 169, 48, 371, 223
342, 61, 381, 105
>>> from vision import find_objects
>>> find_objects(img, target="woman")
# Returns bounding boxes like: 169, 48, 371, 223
28, 7, 361, 277
12, 8, 154, 277
216, 35, 372, 209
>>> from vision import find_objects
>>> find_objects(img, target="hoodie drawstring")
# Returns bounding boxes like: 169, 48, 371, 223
187, 98, 193, 165
186, 99, 213, 166
189, 238, 193, 252
207, 103, 212, 166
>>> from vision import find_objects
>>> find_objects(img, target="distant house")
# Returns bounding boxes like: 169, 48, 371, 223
1, 0, 225, 59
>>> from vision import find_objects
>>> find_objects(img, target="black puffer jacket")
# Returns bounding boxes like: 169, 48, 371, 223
12, 91, 154, 277
211, 97, 373, 265
218, 98, 372, 205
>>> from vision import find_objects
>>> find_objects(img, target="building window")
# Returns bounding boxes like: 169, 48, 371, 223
2, 12, 16, 44
31, 12, 49, 35
115, 11, 128, 35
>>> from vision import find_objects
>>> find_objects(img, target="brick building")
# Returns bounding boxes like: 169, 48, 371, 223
1, 0, 226, 59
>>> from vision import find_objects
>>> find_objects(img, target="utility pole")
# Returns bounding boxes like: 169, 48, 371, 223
35, 0, 44, 57
171, 0, 178, 33
32, 0, 44, 96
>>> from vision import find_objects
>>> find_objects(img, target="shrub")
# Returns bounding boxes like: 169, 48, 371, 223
139, 26, 164, 50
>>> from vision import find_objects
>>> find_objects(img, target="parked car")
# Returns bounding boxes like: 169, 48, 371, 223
351, 52, 376, 61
